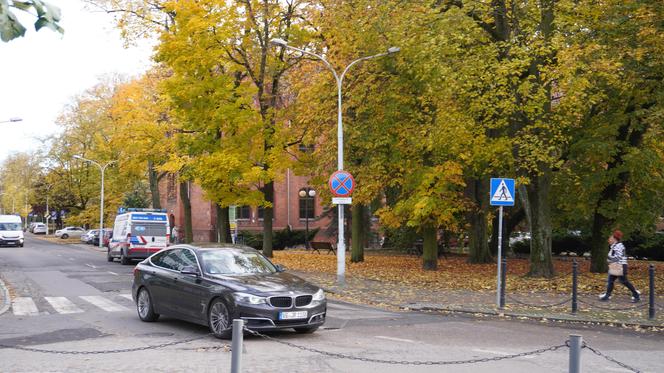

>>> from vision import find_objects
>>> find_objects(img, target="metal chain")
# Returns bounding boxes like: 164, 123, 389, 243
577, 298, 649, 311
506, 294, 572, 308
244, 327, 567, 365
0, 333, 212, 355
582, 342, 642, 373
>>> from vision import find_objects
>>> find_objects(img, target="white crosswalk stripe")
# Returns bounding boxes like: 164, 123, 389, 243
119, 294, 133, 301
12, 297, 40, 316
80, 296, 129, 312
44, 296, 84, 314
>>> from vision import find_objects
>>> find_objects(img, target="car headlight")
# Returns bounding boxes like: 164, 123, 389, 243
233, 292, 266, 305
312, 289, 326, 302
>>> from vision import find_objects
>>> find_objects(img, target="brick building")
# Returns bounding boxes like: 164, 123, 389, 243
159, 170, 333, 244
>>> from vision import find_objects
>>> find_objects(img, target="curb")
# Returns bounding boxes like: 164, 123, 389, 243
0, 276, 11, 316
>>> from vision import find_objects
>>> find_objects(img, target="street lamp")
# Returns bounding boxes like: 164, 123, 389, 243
298, 187, 316, 250
271, 38, 399, 284
0, 117, 22, 123
73, 155, 117, 248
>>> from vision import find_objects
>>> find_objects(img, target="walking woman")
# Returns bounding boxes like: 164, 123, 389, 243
599, 230, 641, 302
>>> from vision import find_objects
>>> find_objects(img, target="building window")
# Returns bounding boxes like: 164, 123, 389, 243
299, 196, 315, 219
257, 205, 274, 220
236, 205, 251, 220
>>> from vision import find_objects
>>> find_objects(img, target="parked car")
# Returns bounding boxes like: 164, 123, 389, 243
29, 222, 39, 233
92, 229, 112, 247
55, 227, 85, 239
509, 232, 531, 246
0, 215, 24, 247
81, 229, 98, 243
132, 244, 326, 339
32, 223, 47, 235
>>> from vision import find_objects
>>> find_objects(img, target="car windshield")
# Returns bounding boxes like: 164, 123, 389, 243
0, 223, 22, 231
201, 250, 276, 275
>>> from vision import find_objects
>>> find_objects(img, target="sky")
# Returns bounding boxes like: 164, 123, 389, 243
0, 1, 154, 163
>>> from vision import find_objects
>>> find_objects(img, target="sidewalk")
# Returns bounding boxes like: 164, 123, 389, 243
293, 270, 664, 329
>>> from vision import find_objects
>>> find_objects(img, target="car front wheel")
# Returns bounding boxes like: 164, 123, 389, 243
208, 299, 233, 339
136, 288, 159, 322
61, 234, 69, 239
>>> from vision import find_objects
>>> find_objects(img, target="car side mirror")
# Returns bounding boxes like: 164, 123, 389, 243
180, 266, 200, 276
275, 264, 286, 272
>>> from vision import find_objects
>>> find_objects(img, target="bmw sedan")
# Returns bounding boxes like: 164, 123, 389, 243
132, 244, 326, 339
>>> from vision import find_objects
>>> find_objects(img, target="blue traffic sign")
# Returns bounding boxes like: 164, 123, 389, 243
490, 178, 515, 206
329, 171, 355, 197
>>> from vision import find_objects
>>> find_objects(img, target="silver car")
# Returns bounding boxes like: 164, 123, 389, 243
55, 227, 86, 239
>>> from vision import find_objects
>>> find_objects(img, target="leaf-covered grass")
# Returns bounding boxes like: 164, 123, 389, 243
272, 250, 663, 293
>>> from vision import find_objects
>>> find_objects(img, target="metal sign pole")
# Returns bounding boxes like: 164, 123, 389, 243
496, 205, 503, 308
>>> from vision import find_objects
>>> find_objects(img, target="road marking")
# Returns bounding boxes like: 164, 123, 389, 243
12, 297, 39, 316
375, 336, 416, 343
44, 297, 84, 314
85, 264, 97, 269
119, 294, 133, 301
107, 271, 119, 276
472, 348, 535, 359
80, 296, 129, 312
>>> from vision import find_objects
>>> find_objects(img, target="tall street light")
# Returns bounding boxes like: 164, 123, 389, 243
298, 187, 316, 250
270, 38, 399, 284
73, 155, 117, 248
0, 117, 22, 123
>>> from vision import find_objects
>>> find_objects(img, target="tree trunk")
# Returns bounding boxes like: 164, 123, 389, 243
525, 171, 555, 277
351, 203, 365, 262
262, 181, 274, 257
422, 224, 438, 270
590, 212, 610, 273
179, 181, 193, 243
467, 178, 492, 263
148, 161, 161, 209
216, 204, 232, 243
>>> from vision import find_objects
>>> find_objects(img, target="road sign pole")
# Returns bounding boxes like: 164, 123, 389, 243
496, 205, 503, 308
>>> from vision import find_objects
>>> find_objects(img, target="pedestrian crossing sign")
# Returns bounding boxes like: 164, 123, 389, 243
490, 178, 515, 206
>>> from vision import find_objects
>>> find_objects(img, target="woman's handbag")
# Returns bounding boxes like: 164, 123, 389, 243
608, 262, 624, 276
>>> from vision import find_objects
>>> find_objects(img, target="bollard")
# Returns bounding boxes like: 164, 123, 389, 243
572, 260, 578, 314
569, 334, 582, 373
649, 264, 655, 320
231, 319, 244, 373
500, 258, 506, 309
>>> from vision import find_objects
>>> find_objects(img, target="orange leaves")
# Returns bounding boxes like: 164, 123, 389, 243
272, 251, 663, 294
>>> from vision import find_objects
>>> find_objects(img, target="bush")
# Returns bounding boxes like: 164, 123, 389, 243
511, 240, 530, 255
381, 225, 419, 251
625, 233, 664, 261
551, 232, 590, 256
238, 227, 319, 251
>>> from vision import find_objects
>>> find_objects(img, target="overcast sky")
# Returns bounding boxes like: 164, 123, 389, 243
0, 1, 153, 163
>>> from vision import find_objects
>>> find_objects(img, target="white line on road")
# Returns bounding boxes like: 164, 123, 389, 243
85, 264, 97, 269
472, 348, 535, 359
375, 336, 416, 343
44, 297, 84, 314
12, 297, 39, 316
107, 271, 119, 276
119, 294, 133, 301
80, 296, 129, 312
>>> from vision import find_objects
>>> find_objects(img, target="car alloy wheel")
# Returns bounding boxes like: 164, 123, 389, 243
61, 234, 69, 239
137, 288, 159, 322
208, 299, 232, 339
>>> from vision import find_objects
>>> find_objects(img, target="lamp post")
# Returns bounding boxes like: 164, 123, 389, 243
270, 38, 399, 284
0, 117, 22, 123
73, 155, 117, 247
298, 187, 316, 250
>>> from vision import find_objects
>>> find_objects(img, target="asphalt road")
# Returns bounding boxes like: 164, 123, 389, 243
0, 235, 662, 373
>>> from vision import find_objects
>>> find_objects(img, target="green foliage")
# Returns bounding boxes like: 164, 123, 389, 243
0, 0, 63, 42
625, 233, 664, 261
123, 181, 150, 208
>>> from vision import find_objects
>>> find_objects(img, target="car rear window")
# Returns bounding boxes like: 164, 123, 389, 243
131, 223, 167, 236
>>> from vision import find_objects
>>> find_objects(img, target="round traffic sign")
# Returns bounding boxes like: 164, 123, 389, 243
329, 170, 355, 197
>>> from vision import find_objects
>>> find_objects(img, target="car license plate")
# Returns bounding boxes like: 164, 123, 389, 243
279, 311, 307, 320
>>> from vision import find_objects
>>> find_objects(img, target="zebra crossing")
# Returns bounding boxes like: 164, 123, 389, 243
9, 293, 134, 317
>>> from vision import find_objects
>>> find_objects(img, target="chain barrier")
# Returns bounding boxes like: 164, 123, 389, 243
244, 327, 567, 365
506, 294, 572, 308
0, 333, 212, 355
582, 341, 642, 373
577, 298, 649, 311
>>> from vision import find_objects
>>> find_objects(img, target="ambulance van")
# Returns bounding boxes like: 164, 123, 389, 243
108, 208, 170, 265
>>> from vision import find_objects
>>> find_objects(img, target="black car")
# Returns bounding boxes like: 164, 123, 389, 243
132, 244, 326, 339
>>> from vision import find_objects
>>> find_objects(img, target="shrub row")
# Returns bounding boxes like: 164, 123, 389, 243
237, 227, 319, 250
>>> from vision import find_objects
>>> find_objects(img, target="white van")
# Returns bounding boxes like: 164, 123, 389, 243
108, 209, 170, 265
0, 215, 24, 247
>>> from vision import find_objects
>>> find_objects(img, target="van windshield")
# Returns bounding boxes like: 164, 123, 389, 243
131, 223, 167, 236
0, 223, 22, 231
